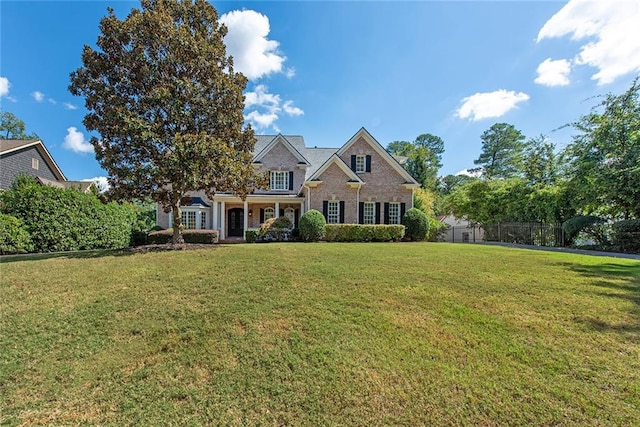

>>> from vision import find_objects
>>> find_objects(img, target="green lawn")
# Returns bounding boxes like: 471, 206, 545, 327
1, 243, 639, 426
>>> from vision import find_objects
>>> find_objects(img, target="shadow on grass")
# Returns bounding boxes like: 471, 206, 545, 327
564, 262, 640, 337
0, 248, 133, 263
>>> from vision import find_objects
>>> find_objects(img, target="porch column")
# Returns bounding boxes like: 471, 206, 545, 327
275, 201, 280, 217
300, 201, 304, 215
220, 201, 226, 240
212, 201, 218, 231
243, 200, 249, 239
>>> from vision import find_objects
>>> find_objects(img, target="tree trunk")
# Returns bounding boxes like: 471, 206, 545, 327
171, 201, 185, 244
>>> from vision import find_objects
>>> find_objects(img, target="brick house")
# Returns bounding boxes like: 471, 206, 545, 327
156, 128, 420, 239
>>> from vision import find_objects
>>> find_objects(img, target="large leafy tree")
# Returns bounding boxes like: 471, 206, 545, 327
523, 134, 558, 186
473, 123, 526, 179
69, 0, 265, 243
564, 77, 640, 219
387, 133, 445, 191
0, 111, 38, 139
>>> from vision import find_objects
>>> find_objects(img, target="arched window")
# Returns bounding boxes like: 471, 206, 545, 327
284, 207, 295, 225
264, 207, 275, 221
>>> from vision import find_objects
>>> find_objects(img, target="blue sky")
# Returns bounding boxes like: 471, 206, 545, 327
1, 0, 639, 187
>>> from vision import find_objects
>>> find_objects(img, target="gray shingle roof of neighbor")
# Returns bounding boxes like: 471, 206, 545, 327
0, 139, 41, 154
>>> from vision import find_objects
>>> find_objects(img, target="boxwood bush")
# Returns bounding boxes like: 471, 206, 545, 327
147, 229, 219, 244
299, 209, 326, 242
324, 224, 405, 242
402, 208, 429, 241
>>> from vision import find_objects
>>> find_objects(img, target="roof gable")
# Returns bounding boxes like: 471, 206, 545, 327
336, 127, 418, 185
307, 154, 363, 182
253, 134, 310, 165
0, 139, 66, 181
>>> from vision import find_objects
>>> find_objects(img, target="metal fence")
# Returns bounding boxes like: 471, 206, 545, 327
443, 223, 565, 247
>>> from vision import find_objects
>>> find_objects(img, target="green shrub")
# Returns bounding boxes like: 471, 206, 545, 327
0, 213, 34, 254
611, 219, 640, 253
426, 217, 447, 242
299, 209, 326, 242
0, 175, 136, 252
258, 216, 293, 242
245, 229, 259, 243
148, 229, 219, 244
324, 224, 404, 242
562, 215, 607, 245
402, 208, 429, 241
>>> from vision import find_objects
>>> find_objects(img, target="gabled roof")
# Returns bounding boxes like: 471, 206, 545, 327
253, 134, 310, 165
36, 177, 95, 193
306, 153, 363, 183
0, 139, 67, 181
336, 127, 419, 185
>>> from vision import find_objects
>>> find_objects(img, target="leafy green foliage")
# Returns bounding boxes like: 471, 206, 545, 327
523, 134, 558, 186
562, 216, 605, 243
402, 208, 429, 241
0, 111, 38, 139
387, 133, 445, 190
0, 213, 34, 254
69, 0, 266, 244
0, 175, 136, 252
258, 216, 293, 242
611, 219, 640, 253
245, 229, 259, 243
324, 224, 405, 242
473, 123, 526, 179
147, 229, 219, 244
299, 209, 326, 242
564, 77, 640, 219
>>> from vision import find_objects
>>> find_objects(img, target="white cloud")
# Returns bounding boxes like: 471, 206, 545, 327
220, 10, 286, 80
456, 90, 530, 121
0, 76, 10, 97
63, 127, 94, 153
82, 176, 110, 193
63, 102, 78, 110
537, 0, 640, 85
243, 84, 303, 131
48, 98, 57, 105
32, 91, 44, 102
534, 58, 572, 86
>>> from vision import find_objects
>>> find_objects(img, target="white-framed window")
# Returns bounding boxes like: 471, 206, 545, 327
184, 211, 197, 229
270, 171, 289, 190
264, 207, 275, 221
363, 202, 375, 224
388, 202, 401, 224
200, 212, 207, 229
327, 201, 340, 224
355, 155, 366, 173
284, 207, 295, 225
32, 158, 39, 170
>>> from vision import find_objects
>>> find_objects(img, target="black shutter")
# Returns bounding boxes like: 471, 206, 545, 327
288, 171, 294, 190
322, 201, 328, 221
384, 203, 390, 224
366, 155, 372, 172
351, 155, 357, 172
375, 202, 381, 224
359, 202, 364, 224
260, 208, 265, 223
339, 201, 345, 223
294, 209, 299, 228
400, 203, 406, 222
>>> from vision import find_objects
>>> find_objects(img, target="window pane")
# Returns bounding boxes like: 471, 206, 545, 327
264, 207, 275, 221
270, 171, 289, 190
328, 201, 339, 224
389, 203, 400, 224
363, 202, 375, 224
184, 211, 196, 229
200, 212, 207, 229
355, 155, 365, 173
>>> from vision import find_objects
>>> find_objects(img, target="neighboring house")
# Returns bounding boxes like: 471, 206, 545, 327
438, 214, 484, 243
0, 139, 94, 192
156, 127, 420, 239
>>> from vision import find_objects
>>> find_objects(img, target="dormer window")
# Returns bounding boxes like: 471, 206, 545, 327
351, 155, 371, 173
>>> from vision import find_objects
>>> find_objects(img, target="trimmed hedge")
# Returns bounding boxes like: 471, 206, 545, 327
0, 213, 34, 254
324, 224, 405, 242
0, 175, 136, 252
299, 209, 326, 242
245, 229, 259, 243
611, 219, 640, 253
402, 208, 429, 241
147, 229, 219, 244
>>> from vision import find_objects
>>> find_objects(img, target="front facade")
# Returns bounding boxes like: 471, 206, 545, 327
156, 128, 420, 239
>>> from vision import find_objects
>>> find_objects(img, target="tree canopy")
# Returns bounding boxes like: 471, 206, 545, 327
387, 133, 445, 191
473, 123, 526, 179
69, 0, 265, 243
0, 111, 38, 140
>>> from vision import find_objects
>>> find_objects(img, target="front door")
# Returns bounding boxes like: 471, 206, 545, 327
227, 208, 244, 237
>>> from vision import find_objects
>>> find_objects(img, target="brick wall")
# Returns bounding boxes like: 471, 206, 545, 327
254, 141, 305, 195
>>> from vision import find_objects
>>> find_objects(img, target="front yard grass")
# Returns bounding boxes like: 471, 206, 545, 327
1, 243, 639, 425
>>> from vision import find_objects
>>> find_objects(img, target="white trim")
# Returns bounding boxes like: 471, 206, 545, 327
253, 134, 310, 165
337, 128, 419, 185
306, 154, 363, 183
